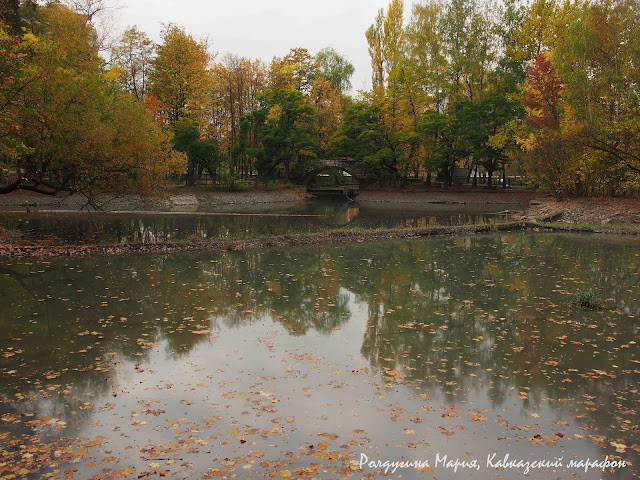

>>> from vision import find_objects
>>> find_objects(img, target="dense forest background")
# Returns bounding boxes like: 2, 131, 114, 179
1, 0, 639, 198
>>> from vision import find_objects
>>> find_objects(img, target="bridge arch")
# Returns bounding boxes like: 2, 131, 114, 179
302, 165, 359, 186
302, 158, 367, 186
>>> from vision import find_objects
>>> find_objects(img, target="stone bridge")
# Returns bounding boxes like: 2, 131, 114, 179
302, 158, 368, 185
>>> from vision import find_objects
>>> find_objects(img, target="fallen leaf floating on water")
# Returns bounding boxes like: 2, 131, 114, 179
610, 441, 627, 453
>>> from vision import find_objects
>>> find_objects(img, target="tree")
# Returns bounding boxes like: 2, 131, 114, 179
0, 3, 184, 199
366, 9, 385, 92
383, 0, 405, 78
8, 2, 107, 195
327, 102, 391, 182
208, 54, 267, 170
553, 0, 640, 188
406, 0, 448, 111
442, 0, 496, 101
309, 76, 343, 152
150, 24, 211, 126
420, 101, 477, 187
0, 0, 20, 32
231, 109, 267, 179
68, 92, 186, 203
519, 52, 579, 196
522, 52, 563, 130
315, 47, 354, 95
365, 0, 424, 185
475, 92, 522, 187
268, 48, 317, 95
513, 0, 558, 61
366, 0, 404, 93
173, 119, 220, 186
0, 18, 36, 169
62, 0, 115, 22
255, 89, 317, 184
491, 0, 529, 94
111, 26, 154, 100
61, 0, 123, 52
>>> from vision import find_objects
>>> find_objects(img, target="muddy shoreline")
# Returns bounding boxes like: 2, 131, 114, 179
0, 186, 541, 212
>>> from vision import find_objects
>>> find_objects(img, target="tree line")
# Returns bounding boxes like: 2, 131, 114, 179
1, 0, 639, 198
343, 0, 640, 195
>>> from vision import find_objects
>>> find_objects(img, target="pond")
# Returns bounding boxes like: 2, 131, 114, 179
0, 233, 638, 479
0, 200, 521, 245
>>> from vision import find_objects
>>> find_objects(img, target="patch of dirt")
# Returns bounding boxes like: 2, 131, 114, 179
359, 187, 542, 205
0, 188, 308, 212
521, 198, 640, 225
0, 186, 545, 212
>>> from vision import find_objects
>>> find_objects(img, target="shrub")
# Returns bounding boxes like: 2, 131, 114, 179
571, 289, 602, 309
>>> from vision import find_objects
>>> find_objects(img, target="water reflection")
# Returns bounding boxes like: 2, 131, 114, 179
0, 233, 638, 479
0, 200, 520, 245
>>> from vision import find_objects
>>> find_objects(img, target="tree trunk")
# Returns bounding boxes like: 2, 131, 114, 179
186, 162, 196, 186
443, 170, 450, 189
472, 161, 478, 188
284, 158, 290, 183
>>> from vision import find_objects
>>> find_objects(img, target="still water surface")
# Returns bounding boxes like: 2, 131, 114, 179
0, 200, 519, 244
0, 233, 638, 479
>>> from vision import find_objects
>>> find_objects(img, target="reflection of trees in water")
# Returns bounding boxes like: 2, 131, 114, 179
136, 222, 157, 243
0, 247, 355, 417
0, 213, 335, 244
0, 233, 638, 450
347, 235, 640, 451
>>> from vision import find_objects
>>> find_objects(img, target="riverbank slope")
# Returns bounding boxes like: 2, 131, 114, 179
0, 186, 541, 211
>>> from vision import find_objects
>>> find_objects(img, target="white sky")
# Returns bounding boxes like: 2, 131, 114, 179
113, 0, 417, 93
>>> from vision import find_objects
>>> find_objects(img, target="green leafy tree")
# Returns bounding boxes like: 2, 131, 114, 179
230, 112, 266, 178
327, 102, 393, 182
315, 47, 354, 95
366, 0, 425, 185
255, 89, 317, 185
491, 0, 528, 94
554, 0, 640, 190
173, 119, 220, 186
475, 92, 523, 187
442, 0, 496, 101
366, 0, 404, 93
420, 102, 476, 187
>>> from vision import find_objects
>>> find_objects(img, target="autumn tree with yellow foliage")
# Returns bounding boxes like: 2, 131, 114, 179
335, 0, 640, 194
0, 3, 184, 201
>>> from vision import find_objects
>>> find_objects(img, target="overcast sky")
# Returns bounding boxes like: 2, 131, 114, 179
112, 0, 416, 93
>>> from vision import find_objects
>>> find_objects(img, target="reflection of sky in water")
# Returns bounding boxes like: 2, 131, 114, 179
0, 233, 638, 479
0, 200, 524, 244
